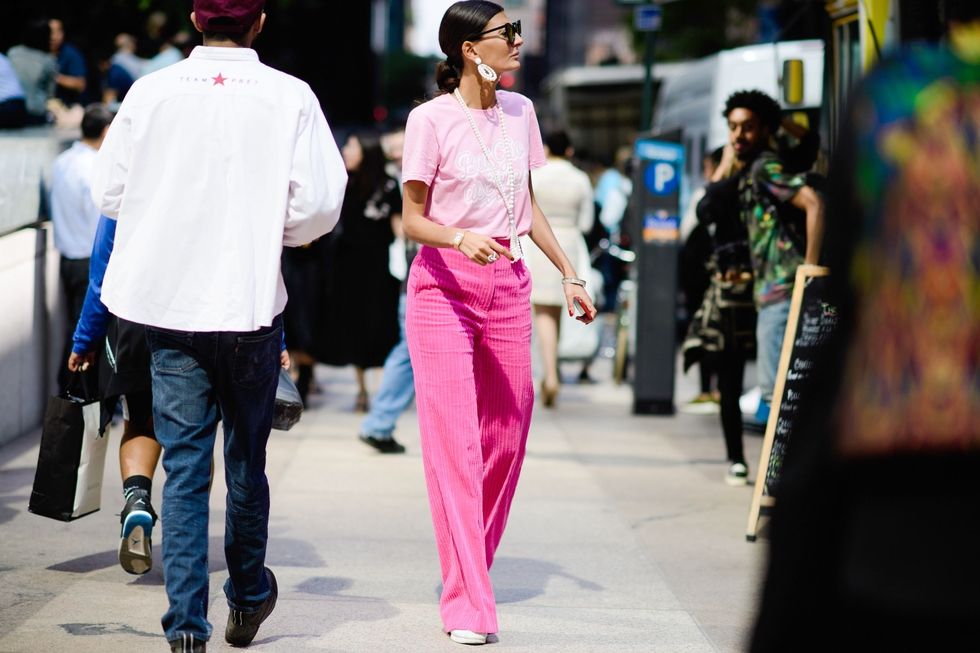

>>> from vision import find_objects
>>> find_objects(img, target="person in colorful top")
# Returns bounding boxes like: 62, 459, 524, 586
751, 3, 980, 650
401, 1, 597, 646
710, 90, 825, 417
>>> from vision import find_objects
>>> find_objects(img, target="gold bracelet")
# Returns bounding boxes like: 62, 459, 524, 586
561, 277, 586, 287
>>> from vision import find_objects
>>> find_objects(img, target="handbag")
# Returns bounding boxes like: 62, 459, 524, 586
29, 373, 109, 521
272, 368, 303, 431
682, 241, 757, 371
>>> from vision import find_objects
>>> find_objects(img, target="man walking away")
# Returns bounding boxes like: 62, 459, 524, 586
358, 127, 412, 453
50, 103, 113, 392
89, 2, 347, 651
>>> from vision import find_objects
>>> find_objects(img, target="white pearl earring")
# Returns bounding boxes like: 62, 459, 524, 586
474, 57, 498, 83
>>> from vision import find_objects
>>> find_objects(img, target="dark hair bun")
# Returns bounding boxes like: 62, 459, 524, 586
434, 1, 503, 95
435, 59, 461, 93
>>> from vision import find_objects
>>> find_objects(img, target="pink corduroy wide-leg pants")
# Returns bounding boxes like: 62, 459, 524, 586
406, 243, 535, 634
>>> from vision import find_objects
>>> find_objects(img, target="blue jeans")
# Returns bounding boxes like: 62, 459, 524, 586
360, 294, 415, 438
756, 299, 791, 403
146, 316, 281, 642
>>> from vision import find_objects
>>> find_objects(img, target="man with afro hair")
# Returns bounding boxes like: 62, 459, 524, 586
709, 88, 824, 430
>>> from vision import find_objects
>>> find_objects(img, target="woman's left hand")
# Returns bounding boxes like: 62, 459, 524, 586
564, 284, 598, 324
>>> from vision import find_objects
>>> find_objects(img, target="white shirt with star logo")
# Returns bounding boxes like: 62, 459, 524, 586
90, 45, 347, 332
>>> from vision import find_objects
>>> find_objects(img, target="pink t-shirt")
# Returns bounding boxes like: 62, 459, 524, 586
401, 90, 547, 238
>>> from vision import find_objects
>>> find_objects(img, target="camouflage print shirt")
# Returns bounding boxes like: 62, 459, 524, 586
737, 151, 808, 307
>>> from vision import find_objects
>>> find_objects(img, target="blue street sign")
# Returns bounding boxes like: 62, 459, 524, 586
634, 5, 662, 32
635, 139, 684, 197
645, 161, 679, 196
635, 140, 683, 163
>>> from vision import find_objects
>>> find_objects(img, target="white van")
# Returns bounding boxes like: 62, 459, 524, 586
652, 39, 825, 194
541, 61, 694, 165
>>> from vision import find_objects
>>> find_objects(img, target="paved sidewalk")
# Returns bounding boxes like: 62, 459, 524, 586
0, 361, 765, 652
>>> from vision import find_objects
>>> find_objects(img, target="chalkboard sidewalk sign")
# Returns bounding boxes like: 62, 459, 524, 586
746, 265, 837, 542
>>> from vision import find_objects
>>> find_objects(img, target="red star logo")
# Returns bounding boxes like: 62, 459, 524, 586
212, 73, 226, 86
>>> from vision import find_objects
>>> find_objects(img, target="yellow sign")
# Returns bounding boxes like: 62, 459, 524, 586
859, 0, 893, 70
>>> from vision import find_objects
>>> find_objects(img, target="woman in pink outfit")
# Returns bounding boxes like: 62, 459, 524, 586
401, 1, 597, 646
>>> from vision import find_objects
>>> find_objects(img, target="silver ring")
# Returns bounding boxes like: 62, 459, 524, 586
487, 252, 499, 263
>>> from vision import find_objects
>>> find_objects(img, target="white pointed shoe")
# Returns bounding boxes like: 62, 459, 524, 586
450, 630, 488, 645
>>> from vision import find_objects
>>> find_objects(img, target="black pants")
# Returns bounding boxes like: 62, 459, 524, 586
0, 97, 27, 129
716, 346, 747, 463
698, 360, 716, 394
58, 256, 90, 392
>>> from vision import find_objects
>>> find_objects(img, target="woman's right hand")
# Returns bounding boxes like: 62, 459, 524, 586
455, 231, 514, 266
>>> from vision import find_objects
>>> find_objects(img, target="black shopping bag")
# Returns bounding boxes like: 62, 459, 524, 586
29, 374, 109, 521
272, 368, 303, 431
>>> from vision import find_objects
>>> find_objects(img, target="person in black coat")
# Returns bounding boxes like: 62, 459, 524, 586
317, 131, 402, 412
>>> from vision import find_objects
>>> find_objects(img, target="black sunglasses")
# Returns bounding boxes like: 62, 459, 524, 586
474, 20, 522, 45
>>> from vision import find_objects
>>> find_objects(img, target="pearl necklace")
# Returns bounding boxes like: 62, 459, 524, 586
452, 87, 523, 260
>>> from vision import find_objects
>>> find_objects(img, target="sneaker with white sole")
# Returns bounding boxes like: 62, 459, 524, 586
449, 629, 488, 645
726, 462, 749, 486
119, 490, 157, 575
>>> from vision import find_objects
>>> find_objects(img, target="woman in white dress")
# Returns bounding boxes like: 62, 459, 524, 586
521, 130, 594, 406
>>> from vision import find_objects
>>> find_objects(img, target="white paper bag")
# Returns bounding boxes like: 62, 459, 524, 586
71, 402, 109, 518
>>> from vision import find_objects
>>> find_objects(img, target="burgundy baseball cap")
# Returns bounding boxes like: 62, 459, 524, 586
193, 0, 265, 34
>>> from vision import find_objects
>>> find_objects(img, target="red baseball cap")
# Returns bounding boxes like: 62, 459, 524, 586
193, 0, 265, 34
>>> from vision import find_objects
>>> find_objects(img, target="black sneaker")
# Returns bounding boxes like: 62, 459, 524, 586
359, 434, 406, 454
226, 568, 278, 647
119, 490, 157, 575
168, 633, 206, 652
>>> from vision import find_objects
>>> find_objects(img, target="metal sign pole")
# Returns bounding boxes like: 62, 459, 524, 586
641, 29, 657, 130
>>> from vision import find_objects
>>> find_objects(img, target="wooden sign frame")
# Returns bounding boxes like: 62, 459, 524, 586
746, 264, 830, 541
